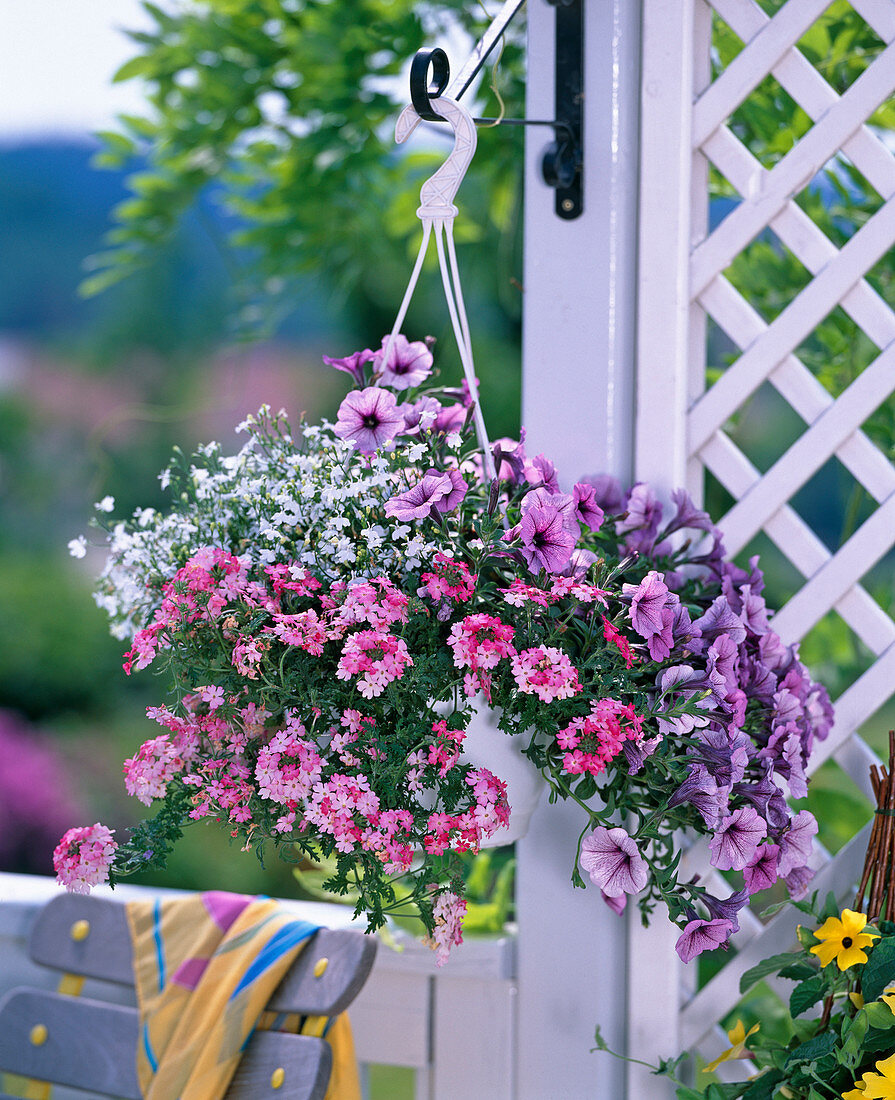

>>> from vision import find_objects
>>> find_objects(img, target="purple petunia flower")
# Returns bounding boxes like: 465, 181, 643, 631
760, 725, 808, 799
581, 473, 626, 514
709, 805, 767, 871
522, 488, 580, 536
492, 433, 527, 484
573, 482, 604, 531
616, 481, 662, 538
385, 470, 457, 521
623, 734, 662, 775
601, 890, 627, 915
579, 826, 649, 897
623, 570, 670, 639
667, 764, 730, 829
656, 665, 712, 738
374, 334, 433, 390
517, 504, 576, 574
322, 346, 375, 386
692, 595, 747, 651
784, 863, 815, 900
335, 387, 405, 454
524, 453, 560, 492
743, 843, 780, 894
691, 727, 751, 786
707, 634, 739, 697
660, 488, 715, 538
675, 917, 733, 963
703, 888, 750, 934
776, 809, 818, 877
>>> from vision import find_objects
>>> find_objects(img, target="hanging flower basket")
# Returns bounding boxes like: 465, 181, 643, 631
55, 329, 833, 966
54, 96, 833, 967
459, 704, 545, 848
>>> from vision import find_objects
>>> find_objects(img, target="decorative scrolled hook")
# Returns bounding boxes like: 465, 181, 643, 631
409, 48, 451, 121
395, 94, 477, 221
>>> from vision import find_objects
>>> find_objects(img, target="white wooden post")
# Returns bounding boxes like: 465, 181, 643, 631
625, 2, 701, 1094
519, 3, 643, 1096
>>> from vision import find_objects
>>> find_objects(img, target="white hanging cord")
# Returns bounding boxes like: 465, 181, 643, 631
388, 95, 497, 484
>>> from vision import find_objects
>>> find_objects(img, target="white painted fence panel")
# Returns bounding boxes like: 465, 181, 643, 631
636, 0, 895, 1082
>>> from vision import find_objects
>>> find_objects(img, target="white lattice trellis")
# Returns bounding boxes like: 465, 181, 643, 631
636, 0, 895, 1086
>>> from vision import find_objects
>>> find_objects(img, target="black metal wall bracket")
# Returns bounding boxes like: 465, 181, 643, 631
542, 0, 584, 219
407, 0, 584, 220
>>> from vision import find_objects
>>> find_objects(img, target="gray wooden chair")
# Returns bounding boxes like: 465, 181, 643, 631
0, 893, 376, 1100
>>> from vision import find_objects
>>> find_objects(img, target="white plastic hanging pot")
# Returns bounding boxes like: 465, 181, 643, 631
460, 704, 545, 847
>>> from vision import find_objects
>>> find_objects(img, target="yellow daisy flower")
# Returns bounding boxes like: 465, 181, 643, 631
701, 1019, 759, 1073
862, 1053, 895, 1099
809, 909, 879, 970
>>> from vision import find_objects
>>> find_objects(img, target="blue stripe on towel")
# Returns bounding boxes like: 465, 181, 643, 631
228, 920, 319, 1001
152, 898, 166, 989
142, 1022, 158, 1072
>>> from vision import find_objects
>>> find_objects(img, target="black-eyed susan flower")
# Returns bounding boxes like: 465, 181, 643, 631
861, 1052, 895, 1098
701, 1019, 759, 1074
809, 908, 879, 970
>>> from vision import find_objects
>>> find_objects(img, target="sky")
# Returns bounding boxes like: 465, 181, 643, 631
0, 0, 150, 138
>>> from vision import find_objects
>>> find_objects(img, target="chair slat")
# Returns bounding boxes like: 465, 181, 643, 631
0, 989, 141, 1098
267, 928, 378, 1016
30, 895, 376, 1015
228, 1032, 332, 1100
29, 895, 133, 984
0, 990, 336, 1100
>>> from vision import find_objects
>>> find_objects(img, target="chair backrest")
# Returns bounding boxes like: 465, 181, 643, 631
0, 893, 377, 1100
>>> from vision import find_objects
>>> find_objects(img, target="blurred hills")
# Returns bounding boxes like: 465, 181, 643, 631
0, 139, 342, 363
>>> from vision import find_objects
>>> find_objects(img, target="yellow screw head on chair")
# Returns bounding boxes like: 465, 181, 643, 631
313, 957, 328, 977
29, 1024, 48, 1046
270, 1067, 285, 1089
70, 920, 90, 942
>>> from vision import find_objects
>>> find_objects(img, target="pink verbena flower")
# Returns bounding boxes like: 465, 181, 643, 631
447, 614, 516, 700
53, 823, 117, 894
231, 636, 266, 677
510, 646, 581, 703
427, 719, 465, 777
426, 889, 468, 967
502, 579, 552, 608
336, 630, 413, 698
270, 610, 329, 654
602, 617, 636, 668
557, 699, 642, 777
124, 735, 184, 805
419, 554, 476, 604
333, 578, 409, 631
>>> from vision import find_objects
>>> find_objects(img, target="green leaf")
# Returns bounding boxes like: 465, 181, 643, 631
790, 975, 827, 1018
862, 938, 895, 1002
739, 1070, 784, 1100
863, 1001, 895, 1029
740, 952, 802, 994
785, 1031, 836, 1066
675, 1089, 707, 1100
113, 54, 155, 83
778, 962, 818, 981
